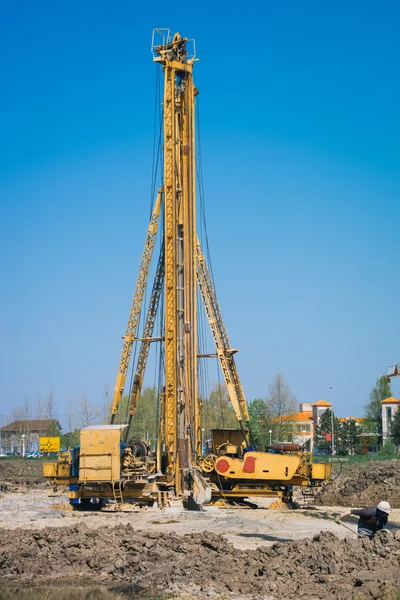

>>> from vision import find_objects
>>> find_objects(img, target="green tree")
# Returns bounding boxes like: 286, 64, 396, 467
110, 387, 160, 447
109, 394, 130, 426
347, 419, 363, 454
248, 398, 273, 449
44, 420, 61, 437
315, 408, 341, 453
364, 377, 391, 436
130, 386, 159, 446
61, 429, 80, 449
377, 440, 398, 457
335, 419, 362, 456
390, 410, 400, 446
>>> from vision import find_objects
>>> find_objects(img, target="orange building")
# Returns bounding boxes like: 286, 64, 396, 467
275, 403, 314, 450
273, 399, 368, 452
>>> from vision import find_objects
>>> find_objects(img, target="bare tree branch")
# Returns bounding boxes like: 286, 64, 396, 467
45, 388, 57, 419
266, 373, 297, 442
77, 397, 99, 428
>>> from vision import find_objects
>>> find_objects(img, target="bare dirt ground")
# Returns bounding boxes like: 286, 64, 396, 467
0, 458, 49, 492
315, 459, 400, 508
0, 490, 369, 545
1, 489, 400, 600
1, 458, 400, 599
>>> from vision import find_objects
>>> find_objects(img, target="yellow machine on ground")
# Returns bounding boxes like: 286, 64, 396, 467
44, 30, 330, 509
201, 430, 329, 505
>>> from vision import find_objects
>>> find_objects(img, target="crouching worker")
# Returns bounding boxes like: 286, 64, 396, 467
336, 501, 391, 538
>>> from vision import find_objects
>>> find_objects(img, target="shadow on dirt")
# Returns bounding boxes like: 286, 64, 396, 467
238, 532, 295, 543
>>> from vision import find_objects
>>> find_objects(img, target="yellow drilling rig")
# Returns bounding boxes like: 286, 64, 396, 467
44, 30, 331, 509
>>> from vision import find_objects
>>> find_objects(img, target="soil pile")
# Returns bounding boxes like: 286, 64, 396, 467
0, 459, 47, 492
1, 523, 400, 599
315, 459, 400, 508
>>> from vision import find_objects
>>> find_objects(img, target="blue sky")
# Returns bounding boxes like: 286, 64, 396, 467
1, 0, 400, 427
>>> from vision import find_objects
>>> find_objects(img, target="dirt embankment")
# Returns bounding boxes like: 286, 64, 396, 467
0, 459, 48, 492
315, 459, 400, 508
1, 523, 400, 599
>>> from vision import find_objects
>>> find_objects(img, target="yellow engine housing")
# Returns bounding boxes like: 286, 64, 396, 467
214, 451, 330, 486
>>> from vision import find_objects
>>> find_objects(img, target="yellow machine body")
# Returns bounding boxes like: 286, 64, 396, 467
214, 452, 330, 484
199, 428, 331, 503
43, 452, 75, 486
45, 427, 331, 506
79, 425, 125, 483
216, 453, 304, 481
310, 462, 331, 481
43, 454, 70, 479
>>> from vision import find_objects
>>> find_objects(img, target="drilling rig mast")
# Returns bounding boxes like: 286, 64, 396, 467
158, 32, 198, 497
110, 29, 205, 503
44, 30, 331, 509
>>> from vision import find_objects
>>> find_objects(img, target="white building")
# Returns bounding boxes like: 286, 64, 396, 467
311, 399, 332, 427
381, 397, 400, 443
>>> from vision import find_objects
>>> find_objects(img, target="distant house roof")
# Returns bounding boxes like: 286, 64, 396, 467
381, 397, 400, 405
338, 417, 366, 423
312, 400, 332, 407
0, 419, 62, 432
272, 411, 313, 423
82, 425, 126, 431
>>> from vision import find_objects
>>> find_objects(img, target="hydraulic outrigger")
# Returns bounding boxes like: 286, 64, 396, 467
44, 30, 331, 509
